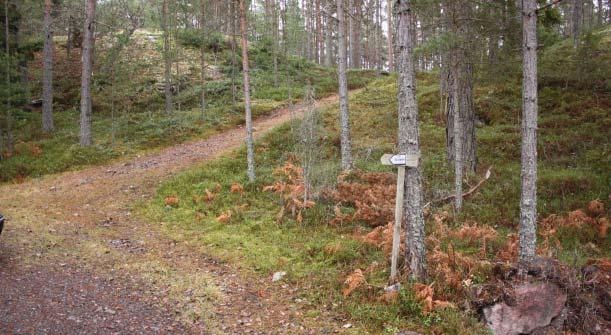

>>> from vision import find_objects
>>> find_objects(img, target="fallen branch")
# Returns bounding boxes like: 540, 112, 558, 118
431, 166, 493, 206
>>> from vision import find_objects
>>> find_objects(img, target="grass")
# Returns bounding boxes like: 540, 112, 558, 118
141, 29, 610, 333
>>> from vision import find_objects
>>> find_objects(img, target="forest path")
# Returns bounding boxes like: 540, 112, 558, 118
0, 94, 357, 334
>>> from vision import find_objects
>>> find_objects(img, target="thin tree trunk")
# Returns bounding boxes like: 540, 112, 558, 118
79, 0, 96, 147
4, 0, 13, 155
200, 0, 206, 120
451, 55, 462, 212
66, 13, 72, 59
316, 0, 323, 64
353, 0, 361, 68
272, 0, 279, 87
231, 0, 238, 112
324, 1, 334, 67
239, 0, 256, 182
387, 0, 394, 71
42, 0, 55, 133
596, 0, 604, 26
396, 0, 426, 281
519, 0, 538, 265
445, 0, 476, 174
162, 0, 173, 114
336, 0, 353, 171
572, 0, 583, 47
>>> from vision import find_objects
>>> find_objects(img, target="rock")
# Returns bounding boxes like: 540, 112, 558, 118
483, 282, 567, 335
272, 271, 286, 282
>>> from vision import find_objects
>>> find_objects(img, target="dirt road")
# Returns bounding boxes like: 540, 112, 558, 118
0, 95, 356, 334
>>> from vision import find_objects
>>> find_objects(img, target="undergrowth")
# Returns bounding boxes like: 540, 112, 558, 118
143, 29, 610, 333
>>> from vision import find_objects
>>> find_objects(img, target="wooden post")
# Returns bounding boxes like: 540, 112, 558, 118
381, 153, 419, 283
390, 165, 405, 282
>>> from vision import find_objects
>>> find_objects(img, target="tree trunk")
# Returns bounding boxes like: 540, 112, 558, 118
336, 0, 353, 171
316, 0, 323, 64
239, 0, 256, 182
451, 57, 462, 212
387, 0, 394, 71
445, 0, 476, 175
79, 0, 96, 147
200, 0, 206, 120
353, 0, 362, 68
324, 1, 334, 67
395, 0, 426, 280
162, 0, 173, 114
519, 0, 538, 266
572, 0, 582, 47
3, 0, 13, 155
231, 0, 238, 112
272, 0, 279, 87
42, 0, 55, 133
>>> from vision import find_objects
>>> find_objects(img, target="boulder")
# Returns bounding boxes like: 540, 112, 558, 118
483, 282, 567, 335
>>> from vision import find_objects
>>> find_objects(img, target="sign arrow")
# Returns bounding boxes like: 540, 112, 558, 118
380, 154, 420, 167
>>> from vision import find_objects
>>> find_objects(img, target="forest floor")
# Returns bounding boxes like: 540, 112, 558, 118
0, 93, 363, 334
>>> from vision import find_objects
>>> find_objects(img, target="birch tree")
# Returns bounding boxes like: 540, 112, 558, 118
79, 0, 96, 147
519, 0, 538, 265
336, 0, 353, 171
42, 0, 55, 133
395, 0, 426, 280
239, 0, 256, 182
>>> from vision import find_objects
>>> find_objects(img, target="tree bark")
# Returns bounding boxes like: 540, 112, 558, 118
162, 0, 173, 114
42, 0, 55, 133
239, 0, 256, 182
395, 0, 426, 281
79, 0, 96, 147
519, 0, 538, 265
387, 0, 394, 71
336, 0, 354, 171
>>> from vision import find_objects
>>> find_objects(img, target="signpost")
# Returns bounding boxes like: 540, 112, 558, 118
380, 153, 419, 283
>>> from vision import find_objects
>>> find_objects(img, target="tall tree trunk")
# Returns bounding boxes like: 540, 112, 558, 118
324, 1, 334, 67
572, 0, 583, 47
200, 0, 206, 119
445, 0, 476, 175
387, 0, 394, 71
231, 0, 238, 112
66, 13, 72, 59
272, 0, 279, 87
395, 0, 426, 281
3, 0, 13, 155
519, 0, 538, 265
42, 0, 55, 133
316, 0, 323, 64
79, 0, 96, 147
451, 56, 462, 212
336, 0, 353, 171
162, 0, 173, 114
596, 0, 604, 26
353, 0, 362, 68
239, 0, 256, 182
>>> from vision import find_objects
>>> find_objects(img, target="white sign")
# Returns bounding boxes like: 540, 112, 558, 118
380, 154, 420, 167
